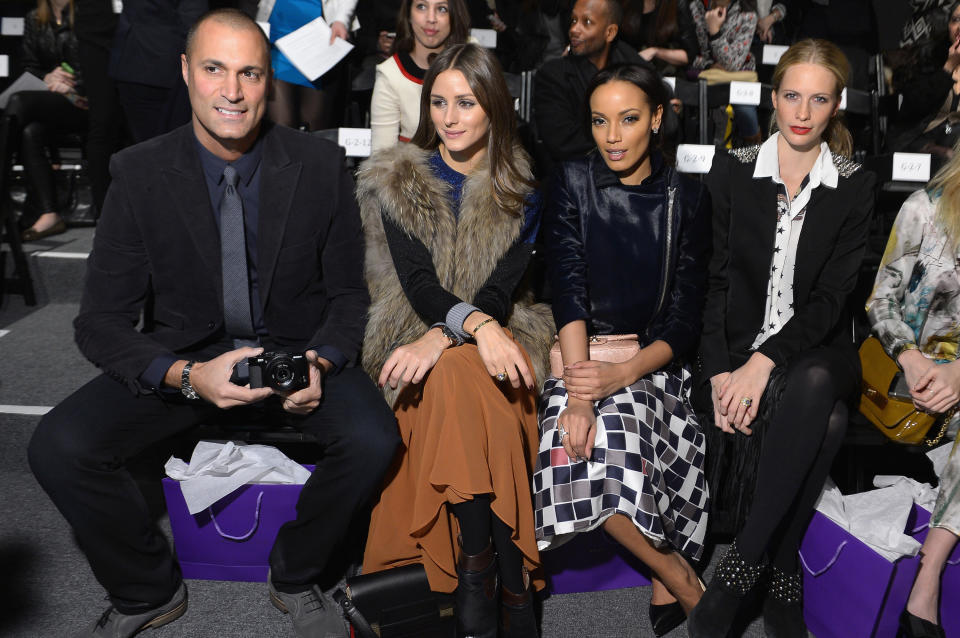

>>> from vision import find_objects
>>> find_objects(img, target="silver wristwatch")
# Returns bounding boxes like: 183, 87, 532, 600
180, 361, 199, 400
440, 324, 460, 346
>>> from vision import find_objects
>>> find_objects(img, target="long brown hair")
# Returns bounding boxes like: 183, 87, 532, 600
36, 0, 74, 27
770, 38, 854, 158
411, 43, 534, 217
392, 0, 470, 56
622, 0, 678, 49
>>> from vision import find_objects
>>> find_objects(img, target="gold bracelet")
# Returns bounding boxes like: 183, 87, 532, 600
470, 317, 498, 336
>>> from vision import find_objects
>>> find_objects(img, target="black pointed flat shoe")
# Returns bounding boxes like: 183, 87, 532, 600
898, 609, 946, 638
649, 601, 685, 637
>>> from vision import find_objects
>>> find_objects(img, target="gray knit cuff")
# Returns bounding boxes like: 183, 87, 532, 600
447, 302, 481, 340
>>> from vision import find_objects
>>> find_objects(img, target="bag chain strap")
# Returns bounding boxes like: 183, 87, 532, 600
925, 405, 959, 447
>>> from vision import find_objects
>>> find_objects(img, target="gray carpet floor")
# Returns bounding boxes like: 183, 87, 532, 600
0, 228, 766, 637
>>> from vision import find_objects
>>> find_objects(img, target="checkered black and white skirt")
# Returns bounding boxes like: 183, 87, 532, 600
533, 365, 709, 561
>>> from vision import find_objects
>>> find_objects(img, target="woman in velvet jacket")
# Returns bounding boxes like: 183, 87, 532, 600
532, 63, 712, 637
687, 39, 876, 638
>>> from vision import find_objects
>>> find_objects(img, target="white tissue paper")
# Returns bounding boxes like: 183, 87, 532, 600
812, 440, 957, 562
928, 440, 955, 478
813, 478, 920, 561
872, 474, 938, 512
165, 441, 311, 515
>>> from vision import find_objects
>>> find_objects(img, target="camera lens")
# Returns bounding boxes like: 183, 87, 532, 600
265, 355, 297, 390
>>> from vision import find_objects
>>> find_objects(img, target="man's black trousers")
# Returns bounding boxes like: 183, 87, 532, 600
28, 366, 399, 613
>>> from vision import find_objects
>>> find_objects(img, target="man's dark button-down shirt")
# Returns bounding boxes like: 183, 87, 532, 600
138, 133, 346, 392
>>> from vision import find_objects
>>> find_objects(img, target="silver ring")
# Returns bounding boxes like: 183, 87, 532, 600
740, 397, 753, 408
557, 424, 569, 439
496, 372, 507, 381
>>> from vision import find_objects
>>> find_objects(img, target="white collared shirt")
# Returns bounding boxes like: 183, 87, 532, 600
750, 133, 838, 349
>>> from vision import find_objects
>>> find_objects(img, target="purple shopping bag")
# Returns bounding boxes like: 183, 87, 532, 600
906, 504, 960, 636
161, 465, 313, 582
799, 510, 920, 638
542, 528, 651, 594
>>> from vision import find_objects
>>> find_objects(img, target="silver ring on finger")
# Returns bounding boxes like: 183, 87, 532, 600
496, 371, 507, 381
557, 423, 568, 439
740, 397, 753, 408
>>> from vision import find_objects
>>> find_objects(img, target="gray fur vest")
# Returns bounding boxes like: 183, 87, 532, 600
355, 144, 555, 405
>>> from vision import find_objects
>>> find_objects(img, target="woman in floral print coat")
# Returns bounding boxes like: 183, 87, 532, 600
866, 149, 960, 638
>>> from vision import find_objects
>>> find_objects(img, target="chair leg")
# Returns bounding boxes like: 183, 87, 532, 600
2, 211, 37, 306
0, 115, 37, 306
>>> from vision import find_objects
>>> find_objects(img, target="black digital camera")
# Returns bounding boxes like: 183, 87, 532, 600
248, 351, 309, 392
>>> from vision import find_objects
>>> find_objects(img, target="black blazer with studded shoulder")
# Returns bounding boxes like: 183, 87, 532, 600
699, 145, 876, 379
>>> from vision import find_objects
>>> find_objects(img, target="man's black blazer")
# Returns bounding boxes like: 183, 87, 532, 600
700, 145, 876, 379
75, 122, 369, 393
534, 41, 655, 165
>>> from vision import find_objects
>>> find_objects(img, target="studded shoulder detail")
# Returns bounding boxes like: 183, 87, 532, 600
728, 145, 761, 163
832, 154, 862, 178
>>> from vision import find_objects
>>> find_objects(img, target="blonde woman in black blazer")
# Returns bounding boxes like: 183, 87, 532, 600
687, 39, 876, 638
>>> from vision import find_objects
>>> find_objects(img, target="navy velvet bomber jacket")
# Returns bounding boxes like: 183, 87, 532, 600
544, 151, 713, 360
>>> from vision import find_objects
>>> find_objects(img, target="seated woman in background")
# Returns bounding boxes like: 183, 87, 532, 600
866, 148, 960, 638
533, 63, 711, 638
358, 43, 553, 638
688, 39, 875, 638
754, 0, 786, 44
5, 0, 86, 241
688, 0, 761, 145
888, 1, 960, 170
369, 0, 470, 152
265, 0, 356, 131
620, 0, 699, 76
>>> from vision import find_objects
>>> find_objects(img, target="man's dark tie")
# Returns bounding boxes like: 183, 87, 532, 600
220, 165, 255, 338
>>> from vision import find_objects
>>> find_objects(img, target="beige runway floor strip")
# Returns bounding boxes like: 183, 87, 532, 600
0, 405, 52, 415
31, 251, 90, 259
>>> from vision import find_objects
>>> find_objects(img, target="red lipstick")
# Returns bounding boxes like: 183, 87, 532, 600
790, 126, 812, 135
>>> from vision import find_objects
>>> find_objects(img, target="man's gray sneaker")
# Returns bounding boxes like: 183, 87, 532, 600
76, 583, 187, 638
269, 578, 348, 638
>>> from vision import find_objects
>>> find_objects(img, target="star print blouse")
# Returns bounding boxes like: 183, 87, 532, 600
751, 134, 839, 349
866, 188, 960, 363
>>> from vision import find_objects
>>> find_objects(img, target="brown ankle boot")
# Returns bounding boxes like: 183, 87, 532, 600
455, 539, 498, 638
500, 569, 538, 638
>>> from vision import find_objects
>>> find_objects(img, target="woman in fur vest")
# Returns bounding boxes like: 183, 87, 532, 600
356, 43, 553, 638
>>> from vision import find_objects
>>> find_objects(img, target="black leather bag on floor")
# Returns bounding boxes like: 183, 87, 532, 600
333, 564, 453, 638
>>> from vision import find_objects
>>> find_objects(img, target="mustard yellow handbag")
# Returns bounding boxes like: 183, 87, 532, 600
858, 336, 956, 445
